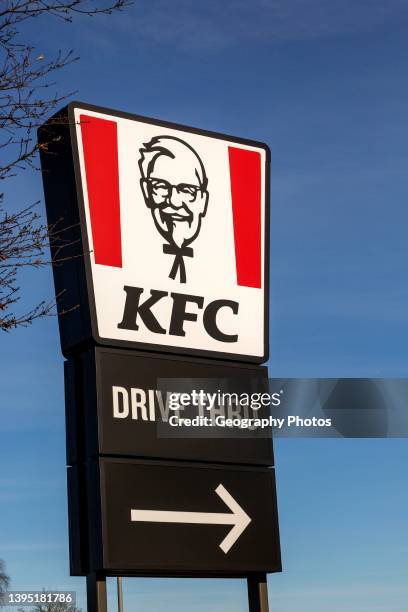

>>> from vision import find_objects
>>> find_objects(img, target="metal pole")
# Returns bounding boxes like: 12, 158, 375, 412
247, 573, 269, 612
86, 573, 107, 612
117, 577, 124, 612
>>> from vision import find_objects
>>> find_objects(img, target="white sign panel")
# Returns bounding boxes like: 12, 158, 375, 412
70, 103, 269, 362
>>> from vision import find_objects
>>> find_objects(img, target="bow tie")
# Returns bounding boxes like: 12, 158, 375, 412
163, 243, 194, 284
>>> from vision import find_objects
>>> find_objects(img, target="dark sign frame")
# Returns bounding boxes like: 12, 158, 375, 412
39, 101, 270, 363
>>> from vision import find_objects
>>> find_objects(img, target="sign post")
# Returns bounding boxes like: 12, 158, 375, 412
39, 102, 280, 611
116, 578, 123, 612
248, 574, 270, 612
86, 574, 107, 612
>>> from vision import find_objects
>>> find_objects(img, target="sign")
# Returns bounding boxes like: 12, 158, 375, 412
40, 102, 280, 589
69, 458, 281, 576
39, 102, 270, 363
65, 347, 274, 466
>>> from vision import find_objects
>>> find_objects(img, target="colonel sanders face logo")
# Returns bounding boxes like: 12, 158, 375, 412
139, 136, 209, 283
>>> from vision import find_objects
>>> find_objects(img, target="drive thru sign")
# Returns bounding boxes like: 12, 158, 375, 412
39, 102, 278, 612
39, 102, 269, 362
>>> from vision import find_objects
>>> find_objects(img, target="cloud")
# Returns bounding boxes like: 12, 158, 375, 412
109, 0, 408, 50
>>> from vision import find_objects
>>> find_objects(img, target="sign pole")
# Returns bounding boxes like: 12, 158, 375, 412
247, 574, 269, 612
117, 577, 124, 612
86, 573, 108, 612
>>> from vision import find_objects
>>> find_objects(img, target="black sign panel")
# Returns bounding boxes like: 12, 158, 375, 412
76, 458, 280, 576
65, 347, 274, 467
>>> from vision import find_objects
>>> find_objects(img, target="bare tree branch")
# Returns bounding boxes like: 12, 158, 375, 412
0, 559, 10, 605
0, 0, 130, 330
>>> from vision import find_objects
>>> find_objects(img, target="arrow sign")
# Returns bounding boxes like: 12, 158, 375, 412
81, 459, 281, 574
130, 483, 251, 553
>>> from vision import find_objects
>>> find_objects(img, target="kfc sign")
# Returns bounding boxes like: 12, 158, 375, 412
39, 103, 270, 363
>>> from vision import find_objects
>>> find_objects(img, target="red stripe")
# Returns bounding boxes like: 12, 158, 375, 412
228, 147, 262, 288
80, 114, 122, 267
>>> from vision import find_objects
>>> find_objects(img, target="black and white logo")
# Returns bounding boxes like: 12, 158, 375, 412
139, 137, 209, 283
74, 105, 268, 361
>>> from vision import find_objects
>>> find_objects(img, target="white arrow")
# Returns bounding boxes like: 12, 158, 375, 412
130, 483, 251, 554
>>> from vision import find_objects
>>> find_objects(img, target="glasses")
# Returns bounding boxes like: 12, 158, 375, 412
147, 178, 202, 204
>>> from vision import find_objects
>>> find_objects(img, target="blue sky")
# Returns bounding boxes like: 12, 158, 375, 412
1, 1, 408, 610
